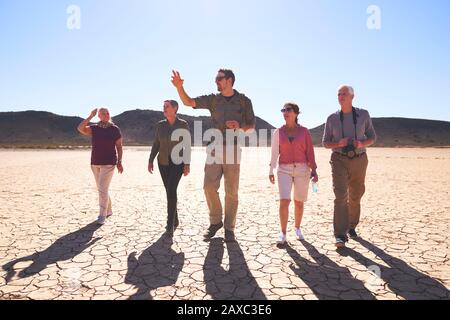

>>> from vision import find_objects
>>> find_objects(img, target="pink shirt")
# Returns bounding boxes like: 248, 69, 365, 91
269, 125, 317, 175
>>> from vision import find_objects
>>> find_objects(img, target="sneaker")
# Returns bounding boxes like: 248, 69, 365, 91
97, 215, 106, 225
348, 229, 358, 239
224, 229, 236, 243
295, 228, 305, 241
277, 232, 287, 245
203, 222, 224, 240
335, 236, 347, 248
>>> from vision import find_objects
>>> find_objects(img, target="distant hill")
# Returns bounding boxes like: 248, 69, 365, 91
0, 111, 449, 148
309, 117, 450, 147
0, 111, 89, 147
0, 110, 275, 148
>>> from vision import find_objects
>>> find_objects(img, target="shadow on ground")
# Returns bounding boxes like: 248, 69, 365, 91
2, 222, 101, 283
336, 238, 450, 300
125, 233, 185, 300
203, 238, 266, 300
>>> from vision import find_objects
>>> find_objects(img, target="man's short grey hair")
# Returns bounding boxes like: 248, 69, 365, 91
338, 85, 355, 97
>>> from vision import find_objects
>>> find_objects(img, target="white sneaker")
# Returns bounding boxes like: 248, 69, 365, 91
295, 228, 305, 241
277, 232, 287, 245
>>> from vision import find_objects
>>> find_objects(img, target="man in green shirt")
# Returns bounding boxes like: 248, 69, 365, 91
171, 69, 256, 242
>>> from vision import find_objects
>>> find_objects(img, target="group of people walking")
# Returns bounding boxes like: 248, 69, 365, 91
77, 68, 377, 249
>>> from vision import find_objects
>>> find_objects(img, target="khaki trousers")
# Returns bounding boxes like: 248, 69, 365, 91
91, 165, 115, 217
330, 153, 368, 237
204, 145, 241, 231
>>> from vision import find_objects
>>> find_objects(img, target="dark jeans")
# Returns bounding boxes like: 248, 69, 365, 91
158, 161, 184, 230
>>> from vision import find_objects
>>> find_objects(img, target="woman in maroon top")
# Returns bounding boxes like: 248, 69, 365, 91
269, 103, 319, 245
78, 108, 124, 225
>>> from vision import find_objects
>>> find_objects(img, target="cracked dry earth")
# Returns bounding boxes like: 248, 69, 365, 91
0, 147, 449, 300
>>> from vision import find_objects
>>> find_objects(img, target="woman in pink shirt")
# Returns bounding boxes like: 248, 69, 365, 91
269, 102, 319, 245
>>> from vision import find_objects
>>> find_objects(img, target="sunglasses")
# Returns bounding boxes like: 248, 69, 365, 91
281, 107, 294, 113
215, 76, 226, 82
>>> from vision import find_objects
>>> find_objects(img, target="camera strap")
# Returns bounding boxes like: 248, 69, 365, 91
339, 107, 358, 140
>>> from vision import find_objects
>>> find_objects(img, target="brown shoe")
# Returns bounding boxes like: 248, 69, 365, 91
203, 222, 223, 240
335, 236, 347, 248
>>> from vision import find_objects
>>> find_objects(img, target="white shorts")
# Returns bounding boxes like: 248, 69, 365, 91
277, 163, 311, 202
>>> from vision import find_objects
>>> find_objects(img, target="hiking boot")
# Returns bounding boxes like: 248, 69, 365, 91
348, 229, 358, 239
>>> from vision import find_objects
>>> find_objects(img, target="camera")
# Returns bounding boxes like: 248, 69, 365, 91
342, 139, 357, 159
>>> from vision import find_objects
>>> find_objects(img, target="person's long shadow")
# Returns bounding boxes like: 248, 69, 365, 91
285, 240, 376, 300
203, 238, 266, 300
2, 222, 101, 283
338, 238, 450, 300
125, 234, 185, 300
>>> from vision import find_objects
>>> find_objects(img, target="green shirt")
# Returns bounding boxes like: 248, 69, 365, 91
193, 90, 256, 132
149, 118, 191, 165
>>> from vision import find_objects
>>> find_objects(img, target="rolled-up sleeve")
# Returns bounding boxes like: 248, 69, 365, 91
193, 94, 214, 111
322, 116, 333, 145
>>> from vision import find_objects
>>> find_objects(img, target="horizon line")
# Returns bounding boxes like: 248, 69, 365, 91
1, 108, 450, 127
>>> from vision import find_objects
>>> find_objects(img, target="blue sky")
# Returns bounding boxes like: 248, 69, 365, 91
1, 0, 449, 128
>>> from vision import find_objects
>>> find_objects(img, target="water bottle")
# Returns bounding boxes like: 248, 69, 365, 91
311, 181, 319, 193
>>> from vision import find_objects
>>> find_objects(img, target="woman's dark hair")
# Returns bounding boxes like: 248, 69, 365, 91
284, 102, 300, 124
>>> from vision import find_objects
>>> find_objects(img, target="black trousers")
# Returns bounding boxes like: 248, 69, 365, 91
158, 161, 184, 230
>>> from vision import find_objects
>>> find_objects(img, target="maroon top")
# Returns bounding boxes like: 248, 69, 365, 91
90, 124, 122, 165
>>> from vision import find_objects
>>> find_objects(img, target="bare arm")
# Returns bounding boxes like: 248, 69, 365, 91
323, 140, 347, 149
77, 109, 97, 136
171, 70, 196, 108
115, 138, 123, 174
241, 124, 256, 133
364, 138, 376, 147
354, 138, 375, 149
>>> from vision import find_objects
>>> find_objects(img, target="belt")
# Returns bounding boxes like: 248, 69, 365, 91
333, 152, 366, 158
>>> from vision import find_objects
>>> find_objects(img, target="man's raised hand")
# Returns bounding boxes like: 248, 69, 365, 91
171, 70, 184, 89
